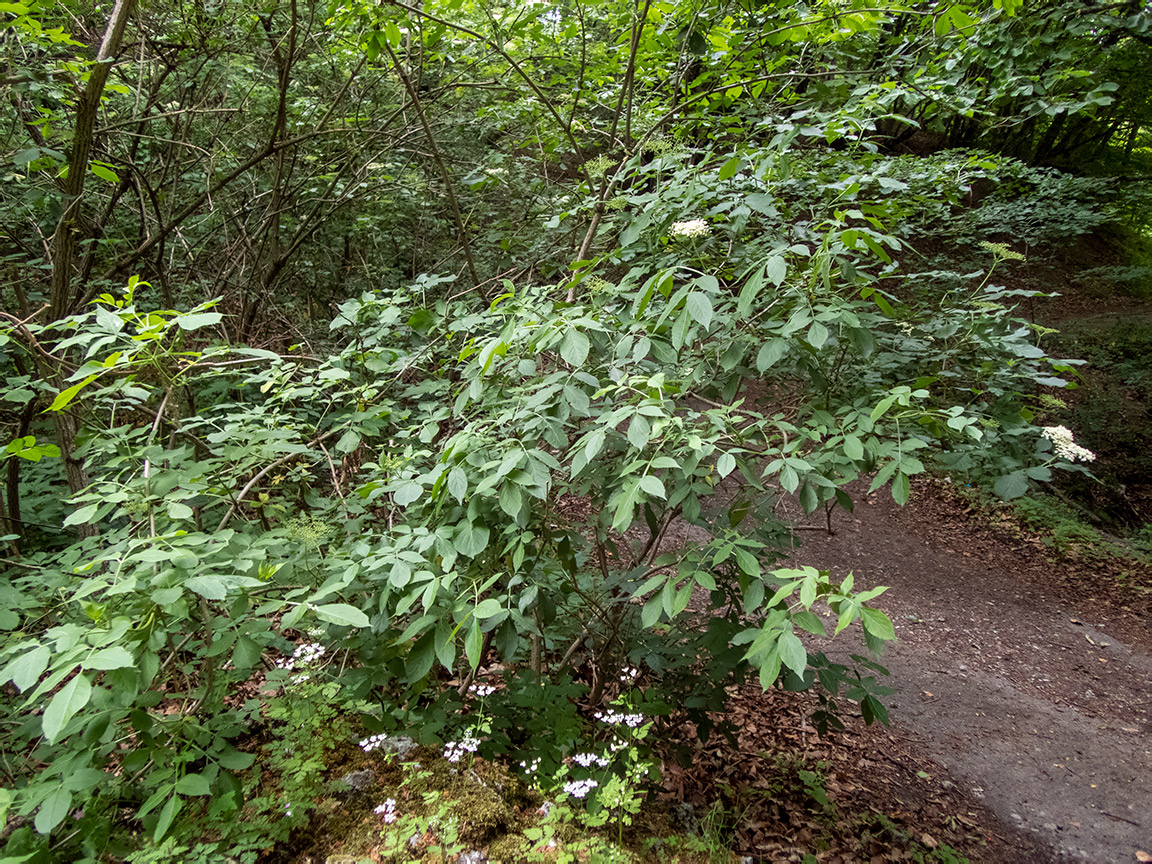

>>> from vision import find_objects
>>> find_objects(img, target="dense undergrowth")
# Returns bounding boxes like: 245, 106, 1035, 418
2, 0, 1151, 860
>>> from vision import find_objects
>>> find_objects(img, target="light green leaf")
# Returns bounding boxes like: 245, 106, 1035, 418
639, 475, 666, 499
336, 429, 362, 454
42, 672, 91, 743
175, 312, 222, 331
842, 435, 864, 460
807, 321, 829, 349
765, 256, 787, 287
82, 646, 134, 671
314, 603, 369, 628
454, 522, 489, 558
167, 501, 194, 520
174, 773, 211, 796
627, 414, 651, 450
153, 794, 182, 842
716, 452, 736, 478
393, 480, 422, 506
756, 339, 786, 371
560, 329, 590, 367
185, 576, 226, 601
778, 631, 807, 676
34, 788, 72, 835
63, 502, 99, 528
463, 618, 481, 670
860, 607, 896, 641
3, 644, 49, 691
447, 467, 467, 504
473, 598, 503, 620
499, 482, 522, 517
685, 292, 713, 329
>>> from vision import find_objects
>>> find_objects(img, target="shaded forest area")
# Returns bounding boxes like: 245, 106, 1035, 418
2, 0, 1151, 861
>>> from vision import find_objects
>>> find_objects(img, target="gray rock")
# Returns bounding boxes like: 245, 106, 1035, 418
336, 769, 375, 793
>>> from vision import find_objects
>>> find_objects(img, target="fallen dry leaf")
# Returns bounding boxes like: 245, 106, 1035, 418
1135, 851, 1151, 863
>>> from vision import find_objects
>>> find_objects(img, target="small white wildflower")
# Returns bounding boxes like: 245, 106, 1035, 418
562, 779, 598, 799
443, 731, 481, 763
374, 799, 397, 823
619, 665, 640, 684
594, 710, 645, 728
1041, 425, 1096, 463
519, 757, 541, 775
469, 683, 496, 697
290, 673, 310, 685
670, 219, 710, 238
572, 752, 610, 768
360, 733, 388, 753
284, 802, 292, 817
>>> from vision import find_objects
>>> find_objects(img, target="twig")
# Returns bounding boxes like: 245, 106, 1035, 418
1100, 811, 1141, 827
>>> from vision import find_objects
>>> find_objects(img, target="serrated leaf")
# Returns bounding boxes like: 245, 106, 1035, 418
63, 502, 99, 528
82, 646, 134, 671
756, 339, 785, 371
464, 618, 483, 669
447, 467, 467, 504
3, 644, 49, 691
174, 773, 211, 796
993, 470, 1029, 500
314, 603, 369, 628
42, 672, 91, 743
778, 631, 807, 676
685, 292, 713, 329
627, 414, 651, 450
638, 474, 666, 499
560, 329, 590, 367
153, 795, 182, 842
842, 435, 864, 460
716, 452, 736, 478
167, 501, 194, 520
35, 787, 72, 835
185, 576, 226, 601
860, 606, 896, 641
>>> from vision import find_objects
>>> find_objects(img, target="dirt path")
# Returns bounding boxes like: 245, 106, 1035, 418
780, 482, 1152, 862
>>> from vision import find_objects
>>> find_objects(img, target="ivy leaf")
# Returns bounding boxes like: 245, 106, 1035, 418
42, 672, 91, 744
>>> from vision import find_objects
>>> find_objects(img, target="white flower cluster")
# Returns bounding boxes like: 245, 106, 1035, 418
276, 642, 325, 671
374, 798, 398, 824
519, 757, 541, 775
563, 779, 598, 799
290, 673, 311, 685
572, 752, 609, 768
469, 683, 496, 697
669, 219, 710, 238
593, 710, 645, 728
1041, 425, 1096, 463
444, 731, 481, 763
618, 665, 640, 684
359, 733, 391, 753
